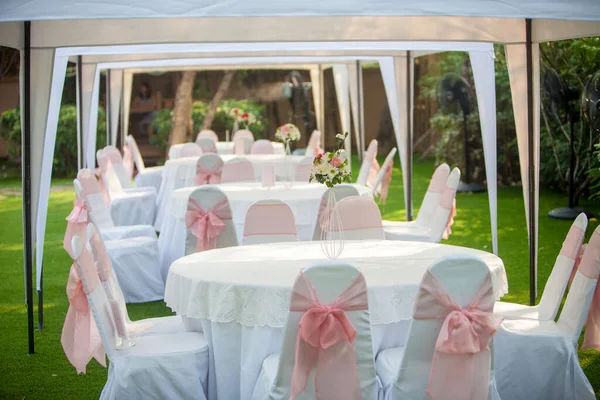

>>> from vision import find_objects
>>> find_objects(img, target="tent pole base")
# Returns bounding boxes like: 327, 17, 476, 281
547, 207, 592, 221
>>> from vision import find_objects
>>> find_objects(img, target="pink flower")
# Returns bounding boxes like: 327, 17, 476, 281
241, 113, 249, 120
281, 125, 289, 133
330, 156, 341, 167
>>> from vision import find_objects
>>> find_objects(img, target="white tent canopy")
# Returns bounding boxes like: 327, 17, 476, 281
1, 1, 599, 353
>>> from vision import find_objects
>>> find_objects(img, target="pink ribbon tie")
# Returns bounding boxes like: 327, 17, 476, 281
66, 199, 88, 223
379, 159, 393, 205
195, 171, 221, 186
185, 198, 229, 251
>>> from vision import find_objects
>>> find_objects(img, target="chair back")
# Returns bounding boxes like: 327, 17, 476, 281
98, 146, 131, 189
331, 196, 384, 240
428, 168, 460, 242
267, 262, 378, 399
195, 153, 224, 185
97, 155, 125, 200
125, 135, 146, 172
312, 184, 360, 240
75, 170, 115, 230
184, 186, 238, 255
234, 137, 254, 155
195, 137, 218, 153
221, 157, 256, 183
232, 129, 255, 142
179, 143, 203, 158
357, 139, 378, 187
415, 164, 451, 226
537, 213, 587, 320
305, 130, 322, 157
250, 139, 275, 154
242, 200, 298, 245
197, 129, 219, 142
558, 224, 600, 345
294, 156, 313, 182
372, 147, 396, 204
392, 255, 501, 400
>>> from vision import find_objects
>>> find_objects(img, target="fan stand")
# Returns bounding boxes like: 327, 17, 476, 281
457, 112, 486, 193
548, 116, 593, 220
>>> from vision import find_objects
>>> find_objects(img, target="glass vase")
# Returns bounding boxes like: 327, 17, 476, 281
319, 188, 345, 259
283, 141, 294, 189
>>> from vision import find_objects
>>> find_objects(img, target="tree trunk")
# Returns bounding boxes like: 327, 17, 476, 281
169, 71, 197, 147
202, 70, 235, 130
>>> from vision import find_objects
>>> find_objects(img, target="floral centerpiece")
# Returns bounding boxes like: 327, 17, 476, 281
229, 108, 256, 129
309, 132, 352, 188
310, 132, 352, 259
275, 123, 301, 145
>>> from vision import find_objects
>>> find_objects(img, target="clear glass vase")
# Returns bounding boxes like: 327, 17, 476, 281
319, 188, 345, 259
283, 141, 294, 189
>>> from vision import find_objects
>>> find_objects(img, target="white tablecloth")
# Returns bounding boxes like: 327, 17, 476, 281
164, 240, 508, 400
155, 154, 306, 230
169, 141, 286, 159
157, 182, 370, 277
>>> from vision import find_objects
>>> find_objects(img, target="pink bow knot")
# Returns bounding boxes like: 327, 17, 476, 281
66, 199, 88, 223
298, 304, 357, 350
436, 307, 497, 355
195, 171, 221, 185
185, 199, 228, 252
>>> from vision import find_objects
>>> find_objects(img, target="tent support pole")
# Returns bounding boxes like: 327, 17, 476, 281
319, 64, 325, 150
37, 271, 43, 330
77, 56, 84, 169
406, 52, 413, 221
120, 72, 126, 147
526, 18, 536, 306
22, 21, 35, 355
106, 69, 111, 146
356, 60, 364, 161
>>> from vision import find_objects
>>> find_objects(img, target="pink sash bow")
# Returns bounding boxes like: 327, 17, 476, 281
414, 271, 502, 400
123, 145, 134, 178
185, 197, 231, 252
194, 170, 222, 186
66, 198, 88, 224
290, 272, 368, 400
379, 159, 393, 205
61, 250, 105, 374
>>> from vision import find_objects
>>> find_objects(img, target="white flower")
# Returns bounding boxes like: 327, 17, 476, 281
336, 133, 345, 140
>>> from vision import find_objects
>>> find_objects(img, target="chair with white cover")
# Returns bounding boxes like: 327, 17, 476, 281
375, 255, 503, 400
294, 156, 313, 182
76, 169, 158, 231
184, 186, 238, 257
126, 135, 164, 192
98, 146, 132, 189
221, 157, 256, 183
382, 163, 450, 229
356, 139, 379, 188
493, 224, 600, 400
312, 184, 361, 240
233, 137, 254, 155
251, 262, 378, 400
232, 129, 255, 143
68, 235, 209, 400
384, 167, 460, 243
180, 142, 203, 158
250, 139, 275, 154
196, 129, 219, 143
304, 130, 322, 157
196, 137, 218, 153
242, 200, 298, 245
494, 213, 587, 321
86, 224, 184, 336
371, 147, 396, 205
330, 196, 385, 240
195, 153, 224, 185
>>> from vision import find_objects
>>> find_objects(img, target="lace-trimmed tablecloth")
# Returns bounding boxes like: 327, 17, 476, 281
164, 240, 508, 327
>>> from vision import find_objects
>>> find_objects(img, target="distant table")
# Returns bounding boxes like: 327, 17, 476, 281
164, 240, 508, 400
168, 142, 286, 158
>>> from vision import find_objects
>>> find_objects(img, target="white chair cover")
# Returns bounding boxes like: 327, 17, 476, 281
221, 157, 256, 183
356, 139, 379, 188
126, 135, 164, 192
371, 147, 396, 205
331, 196, 385, 240
234, 137, 254, 155
494, 213, 587, 320
232, 129, 255, 143
242, 200, 298, 245
87, 224, 185, 336
180, 143, 203, 157
384, 168, 460, 243
294, 156, 313, 183
312, 184, 360, 240
250, 139, 275, 154
196, 137, 218, 153
195, 153, 224, 185
493, 224, 600, 400
98, 146, 132, 189
69, 236, 209, 400
304, 130, 322, 157
184, 186, 238, 257
197, 129, 219, 143
376, 255, 502, 400
75, 170, 157, 239
251, 262, 378, 400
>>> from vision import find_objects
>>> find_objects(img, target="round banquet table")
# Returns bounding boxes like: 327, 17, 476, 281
164, 240, 509, 400
157, 182, 370, 278
168, 141, 286, 159
155, 154, 306, 230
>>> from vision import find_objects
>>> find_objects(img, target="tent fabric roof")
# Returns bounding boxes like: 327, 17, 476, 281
1, 0, 600, 21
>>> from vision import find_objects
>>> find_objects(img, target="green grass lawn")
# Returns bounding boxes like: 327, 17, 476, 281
0, 157, 599, 399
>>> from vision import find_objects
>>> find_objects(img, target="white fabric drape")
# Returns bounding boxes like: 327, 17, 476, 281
506, 43, 541, 294
84, 64, 100, 168
79, 62, 96, 168
469, 49, 498, 255
347, 62, 361, 158
309, 66, 323, 134
108, 69, 123, 146
332, 64, 351, 166
122, 70, 133, 140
